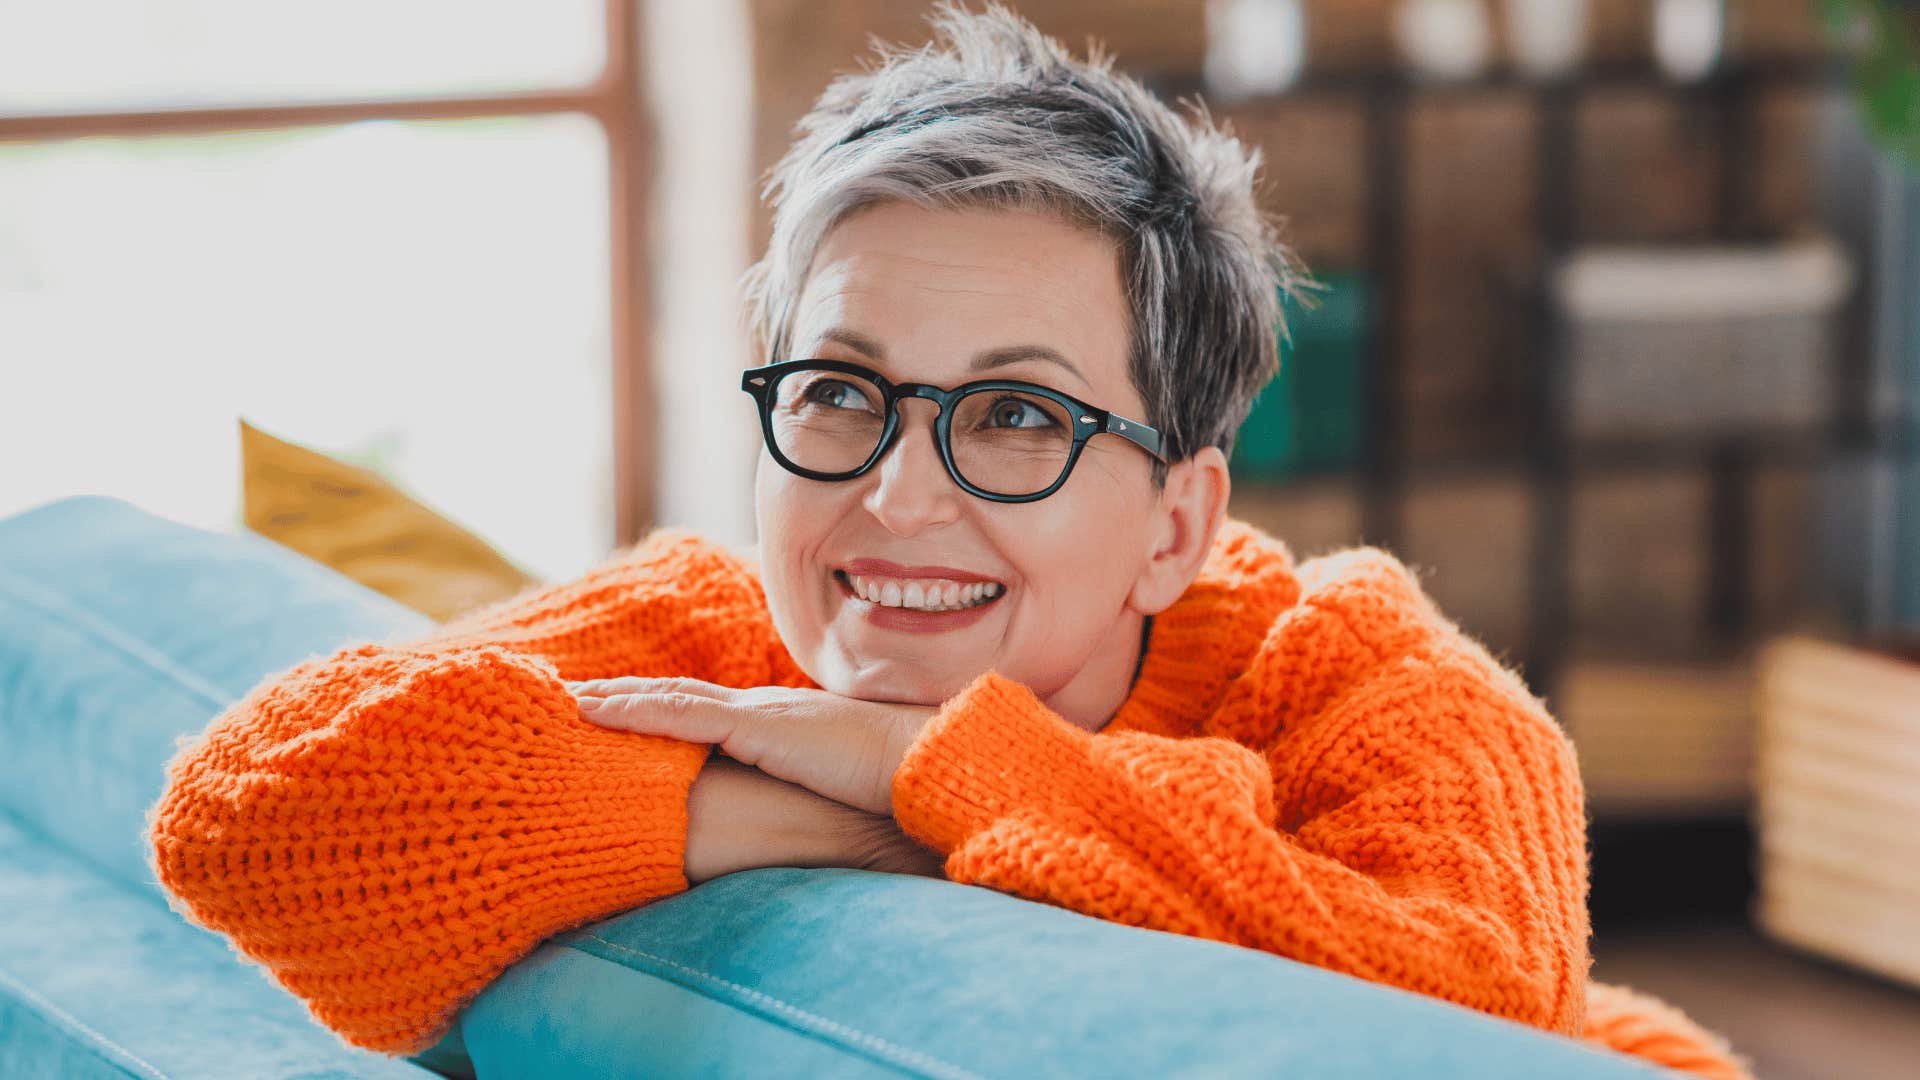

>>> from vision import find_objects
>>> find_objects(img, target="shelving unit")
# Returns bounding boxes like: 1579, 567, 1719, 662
1152, 56, 1874, 704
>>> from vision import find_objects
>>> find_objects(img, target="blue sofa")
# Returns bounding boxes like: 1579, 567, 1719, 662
0, 495, 1670, 1078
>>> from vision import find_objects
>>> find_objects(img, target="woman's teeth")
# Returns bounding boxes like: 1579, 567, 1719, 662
844, 573, 1005, 611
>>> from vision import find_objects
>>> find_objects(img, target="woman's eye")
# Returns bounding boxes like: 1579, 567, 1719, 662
804, 378, 876, 412
984, 397, 1057, 429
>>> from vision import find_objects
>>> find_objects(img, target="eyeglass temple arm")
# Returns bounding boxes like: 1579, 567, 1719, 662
1102, 413, 1166, 462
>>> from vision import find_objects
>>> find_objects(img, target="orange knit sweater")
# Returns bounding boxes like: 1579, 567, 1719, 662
149, 519, 1751, 1079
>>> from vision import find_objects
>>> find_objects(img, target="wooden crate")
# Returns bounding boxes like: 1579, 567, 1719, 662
1754, 635, 1920, 990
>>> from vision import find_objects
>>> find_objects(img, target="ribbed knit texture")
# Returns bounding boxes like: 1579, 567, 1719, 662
147, 532, 805, 1054
150, 521, 1751, 1078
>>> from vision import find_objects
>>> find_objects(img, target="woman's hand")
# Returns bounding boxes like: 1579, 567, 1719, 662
571, 678, 938, 816
685, 756, 946, 883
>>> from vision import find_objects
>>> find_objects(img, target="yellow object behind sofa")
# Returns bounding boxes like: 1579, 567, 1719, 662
239, 419, 539, 622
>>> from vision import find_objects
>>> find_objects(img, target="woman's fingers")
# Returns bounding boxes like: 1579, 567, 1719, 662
579, 689, 803, 793
570, 679, 933, 815
567, 675, 729, 700
577, 689, 742, 747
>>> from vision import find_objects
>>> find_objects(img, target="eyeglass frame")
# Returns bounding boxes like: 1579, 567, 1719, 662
740, 358, 1168, 504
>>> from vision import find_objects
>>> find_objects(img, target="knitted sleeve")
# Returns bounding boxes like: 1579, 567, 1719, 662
889, 550, 1593, 1040
147, 528, 784, 1055
406, 527, 793, 684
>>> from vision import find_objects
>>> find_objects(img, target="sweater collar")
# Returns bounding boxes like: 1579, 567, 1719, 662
1104, 518, 1304, 737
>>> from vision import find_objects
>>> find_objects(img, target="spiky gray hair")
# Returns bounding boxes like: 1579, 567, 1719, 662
739, 0, 1307, 475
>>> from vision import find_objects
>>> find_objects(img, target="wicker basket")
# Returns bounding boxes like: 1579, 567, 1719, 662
1552, 237, 1853, 442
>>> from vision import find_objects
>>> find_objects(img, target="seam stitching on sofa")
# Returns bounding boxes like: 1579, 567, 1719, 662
577, 934, 987, 1080
0, 570, 230, 711
0, 960, 170, 1079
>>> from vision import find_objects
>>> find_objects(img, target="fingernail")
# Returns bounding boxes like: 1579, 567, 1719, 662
577, 697, 602, 710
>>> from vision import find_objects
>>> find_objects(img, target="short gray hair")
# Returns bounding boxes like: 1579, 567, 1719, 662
739, 0, 1307, 474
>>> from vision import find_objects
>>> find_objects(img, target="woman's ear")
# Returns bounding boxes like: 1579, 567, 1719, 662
1128, 446, 1231, 615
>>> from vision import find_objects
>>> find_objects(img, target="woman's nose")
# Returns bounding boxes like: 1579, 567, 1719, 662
861, 400, 963, 536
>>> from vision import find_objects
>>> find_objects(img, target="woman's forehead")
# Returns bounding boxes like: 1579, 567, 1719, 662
803, 201, 1120, 299
791, 204, 1131, 393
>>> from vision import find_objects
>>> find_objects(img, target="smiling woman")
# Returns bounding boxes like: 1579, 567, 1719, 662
147, 4, 1751, 1078
750, 202, 1221, 716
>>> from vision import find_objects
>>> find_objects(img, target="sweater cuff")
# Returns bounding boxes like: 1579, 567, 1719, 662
890, 670, 1102, 854
148, 643, 709, 1056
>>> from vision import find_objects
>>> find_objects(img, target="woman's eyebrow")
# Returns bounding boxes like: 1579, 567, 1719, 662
817, 326, 1090, 389
969, 345, 1090, 390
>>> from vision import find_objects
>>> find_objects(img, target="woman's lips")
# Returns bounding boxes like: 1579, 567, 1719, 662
833, 570, 1004, 634
838, 557, 1003, 585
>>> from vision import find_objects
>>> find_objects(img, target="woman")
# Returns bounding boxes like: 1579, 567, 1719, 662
149, 4, 1750, 1077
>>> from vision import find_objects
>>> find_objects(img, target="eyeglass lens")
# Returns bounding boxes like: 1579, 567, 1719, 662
768, 367, 1077, 497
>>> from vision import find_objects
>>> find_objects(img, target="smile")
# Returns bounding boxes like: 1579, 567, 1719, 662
834, 570, 1005, 612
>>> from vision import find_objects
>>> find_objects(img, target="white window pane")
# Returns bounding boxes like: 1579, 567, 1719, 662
0, 114, 615, 582
0, 1, 605, 114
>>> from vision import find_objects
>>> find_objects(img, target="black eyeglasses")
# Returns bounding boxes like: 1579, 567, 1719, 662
741, 359, 1167, 503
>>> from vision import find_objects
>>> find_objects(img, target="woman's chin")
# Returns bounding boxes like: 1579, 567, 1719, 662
826, 656, 978, 705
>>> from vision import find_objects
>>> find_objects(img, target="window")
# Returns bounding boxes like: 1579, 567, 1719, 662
0, 1, 650, 581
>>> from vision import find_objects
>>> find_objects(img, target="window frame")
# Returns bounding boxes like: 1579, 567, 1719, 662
0, 0, 657, 547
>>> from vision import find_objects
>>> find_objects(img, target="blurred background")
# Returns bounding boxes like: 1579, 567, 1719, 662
2, 2, 1917, 1076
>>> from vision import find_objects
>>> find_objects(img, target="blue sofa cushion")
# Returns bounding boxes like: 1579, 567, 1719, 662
476, 866, 1671, 1079
0, 809, 442, 1080
0, 494, 431, 902
0, 496, 1667, 1078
